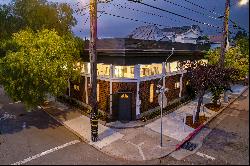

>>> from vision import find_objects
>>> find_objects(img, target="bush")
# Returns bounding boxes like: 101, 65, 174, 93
57, 95, 111, 122
142, 96, 191, 121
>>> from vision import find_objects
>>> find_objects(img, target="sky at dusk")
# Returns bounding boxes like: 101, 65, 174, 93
1, 0, 249, 39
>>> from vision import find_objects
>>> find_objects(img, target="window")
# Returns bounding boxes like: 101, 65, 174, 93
150, 84, 154, 103
175, 82, 180, 89
131, 67, 134, 74
74, 85, 80, 91
97, 84, 100, 102
97, 64, 110, 76
114, 66, 134, 78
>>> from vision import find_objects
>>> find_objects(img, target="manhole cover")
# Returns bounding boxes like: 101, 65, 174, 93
181, 141, 197, 151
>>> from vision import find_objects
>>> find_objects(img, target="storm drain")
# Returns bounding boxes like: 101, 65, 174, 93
181, 141, 197, 151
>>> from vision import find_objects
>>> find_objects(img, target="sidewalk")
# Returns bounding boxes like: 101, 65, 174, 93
42, 84, 248, 161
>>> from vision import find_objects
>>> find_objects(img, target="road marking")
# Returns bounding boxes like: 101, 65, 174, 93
11, 140, 80, 165
138, 142, 146, 160
122, 139, 146, 160
196, 152, 215, 161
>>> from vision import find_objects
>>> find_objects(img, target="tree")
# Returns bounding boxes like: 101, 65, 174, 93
0, 0, 76, 40
180, 61, 238, 122
234, 30, 248, 40
208, 67, 238, 105
205, 35, 249, 80
0, 4, 24, 39
0, 29, 82, 109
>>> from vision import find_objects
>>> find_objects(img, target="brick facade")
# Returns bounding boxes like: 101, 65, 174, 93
68, 73, 188, 121
69, 76, 85, 102
165, 74, 181, 103
139, 75, 183, 114
139, 79, 161, 113
97, 80, 110, 113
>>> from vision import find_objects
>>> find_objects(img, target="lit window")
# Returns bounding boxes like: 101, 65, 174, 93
175, 82, 180, 89
131, 67, 134, 74
97, 84, 100, 102
74, 85, 80, 91
150, 84, 154, 103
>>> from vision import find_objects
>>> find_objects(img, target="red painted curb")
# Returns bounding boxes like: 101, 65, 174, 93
175, 86, 249, 151
175, 123, 205, 150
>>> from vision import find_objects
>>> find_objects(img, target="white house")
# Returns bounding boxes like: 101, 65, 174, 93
128, 25, 203, 44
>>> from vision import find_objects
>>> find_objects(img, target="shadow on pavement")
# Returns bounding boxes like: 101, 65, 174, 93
202, 128, 238, 151
0, 103, 62, 135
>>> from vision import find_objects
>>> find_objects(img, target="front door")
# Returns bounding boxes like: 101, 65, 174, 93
118, 93, 132, 121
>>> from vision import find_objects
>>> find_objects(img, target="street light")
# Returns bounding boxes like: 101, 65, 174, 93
156, 47, 174, 147
238, 0, 249, 6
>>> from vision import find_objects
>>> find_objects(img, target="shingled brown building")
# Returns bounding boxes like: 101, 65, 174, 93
67, 38, 210, 121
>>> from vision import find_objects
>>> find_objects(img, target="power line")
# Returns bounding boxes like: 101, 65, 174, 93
182, 0, 248, 33
111, 2, 182, 25
158, 0, 220, 21
127, 0, 223, 30
99, 11, 170, 28
182, 0, 221, 16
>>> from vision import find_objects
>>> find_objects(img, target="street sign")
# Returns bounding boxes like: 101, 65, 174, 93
158, 93, 168, 108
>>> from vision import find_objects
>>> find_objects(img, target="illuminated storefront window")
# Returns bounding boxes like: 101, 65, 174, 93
140, 64, 162, 77
97, 83, 100, 102
114, 66, 135, 78
175, 82, 180, 89
150, 84, 154, 103
97, 64, 110, 76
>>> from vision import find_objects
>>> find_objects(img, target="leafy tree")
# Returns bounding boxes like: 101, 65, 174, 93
0, 4, 24, 39
180, 61, 238, 122
0, 0, 76, 39
234, 30, 248, 40
205, 35, 249, 80
0, 29, 82, 109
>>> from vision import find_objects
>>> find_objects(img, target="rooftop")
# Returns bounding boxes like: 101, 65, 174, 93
82, 38, 210, 65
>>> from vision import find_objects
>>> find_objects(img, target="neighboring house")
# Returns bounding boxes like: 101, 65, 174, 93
67, 38, 210, 122
209, 35, 223, 50
128, 25, 203, 44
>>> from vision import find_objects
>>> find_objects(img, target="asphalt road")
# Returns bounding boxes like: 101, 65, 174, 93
161, 89, 249, 165
0, 86, 249, 165
0, 87, 146, 165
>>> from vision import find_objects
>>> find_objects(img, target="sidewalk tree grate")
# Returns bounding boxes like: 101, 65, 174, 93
181, 141, 197, 151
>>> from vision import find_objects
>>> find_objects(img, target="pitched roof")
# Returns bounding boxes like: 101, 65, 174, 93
209, 35, 223, 43
161, 25, 201, 34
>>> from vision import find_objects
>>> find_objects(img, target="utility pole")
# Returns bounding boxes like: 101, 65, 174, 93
219, 0, 230, 68
89, 0, 98, 142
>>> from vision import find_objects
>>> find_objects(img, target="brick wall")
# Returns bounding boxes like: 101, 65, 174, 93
69, 76, 85, 102
97, 80, 110, 113
139, 79, 161, 113
181, 74, 189, 97
165, 74, 181, 102
139, 75, 184, 113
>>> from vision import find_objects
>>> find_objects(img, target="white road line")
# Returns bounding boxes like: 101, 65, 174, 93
11, 140, 80, 165
138, 142, 146, 161
196, 152, 216, 161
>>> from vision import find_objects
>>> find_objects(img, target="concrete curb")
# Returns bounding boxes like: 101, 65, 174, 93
175, 86, 248, 151
41, 107, 87, 143
41, 107, 145, 162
